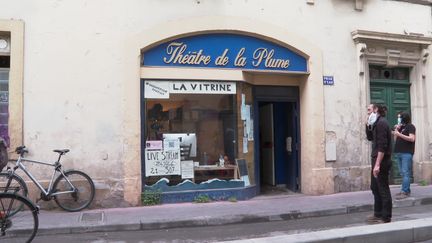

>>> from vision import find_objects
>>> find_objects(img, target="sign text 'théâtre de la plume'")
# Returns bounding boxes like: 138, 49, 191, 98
142, 33, 308, 72
163, 42, 290, 69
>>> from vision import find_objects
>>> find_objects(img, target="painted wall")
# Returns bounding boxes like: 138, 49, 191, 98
0, 0, 431, 206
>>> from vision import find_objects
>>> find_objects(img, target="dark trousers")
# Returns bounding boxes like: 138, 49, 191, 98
371, 156, 392, 221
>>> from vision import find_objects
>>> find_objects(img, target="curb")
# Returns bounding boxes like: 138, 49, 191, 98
30, 195, 432, 237
225, 217, 432, 243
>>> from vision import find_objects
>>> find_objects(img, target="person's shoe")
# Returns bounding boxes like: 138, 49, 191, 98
368, 218, 391, 224
396, 192, 410, 200
395, 191, 403, 196
366, 214, 381, 223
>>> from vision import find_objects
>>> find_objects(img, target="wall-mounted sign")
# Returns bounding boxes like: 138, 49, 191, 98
144, 81, 169, 99
323, 76, 334, 85
143, 33, 308, 73
144, 80, 237, 98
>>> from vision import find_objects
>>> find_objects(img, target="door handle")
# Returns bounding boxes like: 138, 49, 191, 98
286, 137, 292, 153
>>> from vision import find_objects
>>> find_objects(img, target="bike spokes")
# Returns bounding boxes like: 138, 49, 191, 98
0, 193, 38, 243
53, 170, 95, 212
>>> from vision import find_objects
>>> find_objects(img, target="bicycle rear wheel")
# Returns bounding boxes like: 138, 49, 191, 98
0, 173, 28, 216
0, 193, 38, 243
53, 170, 95, 212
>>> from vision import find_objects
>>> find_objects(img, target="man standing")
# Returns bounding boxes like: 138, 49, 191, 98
393, 112, 416, 200
366, 104, 392, 224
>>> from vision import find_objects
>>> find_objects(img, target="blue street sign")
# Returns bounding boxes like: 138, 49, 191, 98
323, 76, 334, 85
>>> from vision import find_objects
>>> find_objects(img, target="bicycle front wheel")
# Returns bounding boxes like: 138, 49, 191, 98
0, 173, 28, 216
53, 170, 95, 212
0, 193, 39, 243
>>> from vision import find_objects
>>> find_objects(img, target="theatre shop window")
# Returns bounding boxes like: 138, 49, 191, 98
143, 81, 244, 190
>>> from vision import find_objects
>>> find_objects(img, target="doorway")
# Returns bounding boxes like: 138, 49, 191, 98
258, 101, 299, 194
369, 66, 411, 184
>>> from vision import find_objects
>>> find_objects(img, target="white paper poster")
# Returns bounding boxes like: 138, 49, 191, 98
181, 160, 194, 179
144, 81, 170, 99
241, 94, 246, 120
163, 139, 180, 151
244, 105, 250, 120
145, 140, 163, 150
145, 80, 236, 98
145, 149, 181, 176
170, 81, 236, 94
248, 119, 254, 141
243, 137, 248, 154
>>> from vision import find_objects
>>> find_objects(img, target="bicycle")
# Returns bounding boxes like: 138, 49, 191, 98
0, 192, 39, 243
0, 146, 95, 212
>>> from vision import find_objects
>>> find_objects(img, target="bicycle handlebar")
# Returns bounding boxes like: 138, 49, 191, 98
15, 145, 29, 156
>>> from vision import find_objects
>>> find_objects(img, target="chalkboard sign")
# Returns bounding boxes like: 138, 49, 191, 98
236, 159, 248, 177
236, 159, 250, 186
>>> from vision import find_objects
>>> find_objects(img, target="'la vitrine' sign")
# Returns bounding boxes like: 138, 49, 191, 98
142, 33, 308, 73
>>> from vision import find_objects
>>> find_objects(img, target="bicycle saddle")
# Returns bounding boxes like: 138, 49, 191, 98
53, 149, 70, 155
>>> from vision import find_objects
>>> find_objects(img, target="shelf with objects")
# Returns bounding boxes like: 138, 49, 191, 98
193, 156, 239, 183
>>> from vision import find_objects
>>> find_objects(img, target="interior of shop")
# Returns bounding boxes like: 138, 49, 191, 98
145, 93, 238, 185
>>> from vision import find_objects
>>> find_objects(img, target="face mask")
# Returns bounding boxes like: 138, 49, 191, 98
368, 112, 377, 125
397, 117, 402, 125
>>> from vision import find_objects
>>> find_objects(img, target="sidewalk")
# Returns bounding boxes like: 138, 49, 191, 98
32, 184, 432, 238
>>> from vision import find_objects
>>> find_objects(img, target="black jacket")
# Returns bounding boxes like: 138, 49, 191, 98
367, 116, 392, 158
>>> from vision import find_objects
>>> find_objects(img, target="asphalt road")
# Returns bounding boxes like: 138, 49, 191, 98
32, 204, 432, 243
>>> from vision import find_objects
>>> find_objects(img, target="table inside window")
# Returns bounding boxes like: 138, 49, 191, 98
193, 165, 238, 183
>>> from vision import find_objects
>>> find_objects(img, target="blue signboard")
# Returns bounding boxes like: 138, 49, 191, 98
323, 76, 334, 85
142, 33, 308, 73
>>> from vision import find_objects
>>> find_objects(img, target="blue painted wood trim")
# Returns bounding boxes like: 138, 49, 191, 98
160, 185, 257, 203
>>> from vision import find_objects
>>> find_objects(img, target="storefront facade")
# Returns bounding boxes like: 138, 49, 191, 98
1, 1, 432, 206
138, 30, 323, 201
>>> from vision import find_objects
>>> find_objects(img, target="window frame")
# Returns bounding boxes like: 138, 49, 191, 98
0, 20, 24, 150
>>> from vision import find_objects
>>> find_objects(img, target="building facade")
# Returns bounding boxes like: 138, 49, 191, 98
0, 0, 431, 206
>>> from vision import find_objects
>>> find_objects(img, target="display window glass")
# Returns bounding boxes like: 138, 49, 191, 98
143, 81, 242, 189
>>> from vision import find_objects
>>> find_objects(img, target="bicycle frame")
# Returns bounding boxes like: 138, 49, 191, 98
9, 155, 77, 197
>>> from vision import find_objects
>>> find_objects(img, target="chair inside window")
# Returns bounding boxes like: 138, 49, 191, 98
180, 144, 192, 161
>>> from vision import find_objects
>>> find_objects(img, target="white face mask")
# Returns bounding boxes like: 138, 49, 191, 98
368, 112, 377, 125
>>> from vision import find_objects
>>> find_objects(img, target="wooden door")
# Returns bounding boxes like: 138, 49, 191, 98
370, 66, 411, 183
260, 104, 275, 186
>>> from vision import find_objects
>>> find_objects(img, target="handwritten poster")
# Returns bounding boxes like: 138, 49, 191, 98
145, 149, 181, 176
